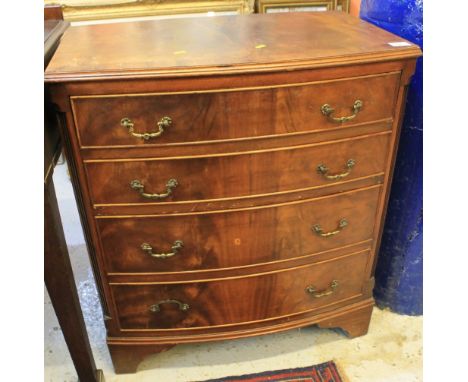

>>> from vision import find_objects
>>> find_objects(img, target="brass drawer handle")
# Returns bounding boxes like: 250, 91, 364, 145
317, 159, 356, 180
149, 299, 190, 313
121, 116, 172, 140
313, 218, 348, 238
306, 280, 339, 298
130, 179, 178, 199
141, 240, 184, 259
321, 100, 363, 123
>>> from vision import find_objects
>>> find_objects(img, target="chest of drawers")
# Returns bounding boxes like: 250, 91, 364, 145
45, 11, 421, 374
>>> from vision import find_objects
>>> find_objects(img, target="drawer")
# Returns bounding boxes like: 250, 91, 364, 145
97, 186, 381, 273
72, 73, 399, 148
87, 133, 390, 206
112, 249, 370, 330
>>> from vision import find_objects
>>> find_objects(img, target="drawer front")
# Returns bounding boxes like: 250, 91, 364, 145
97, 186, 380, 273
72, 73, 399, 148
87, 133, 390, 206
112, 250, 370, 330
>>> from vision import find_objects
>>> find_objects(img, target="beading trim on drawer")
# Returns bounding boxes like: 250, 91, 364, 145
70, 71, 400, 150
107, 240, 372, 279
110, 250, 370, 331
94, 183, 382, 219
70, 72, 400, 100
84, 131, 391, 163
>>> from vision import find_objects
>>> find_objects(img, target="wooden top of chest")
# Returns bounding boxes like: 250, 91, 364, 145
45, 11, 421, 82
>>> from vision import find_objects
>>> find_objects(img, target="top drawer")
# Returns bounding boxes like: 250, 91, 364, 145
71, 73, 400, 148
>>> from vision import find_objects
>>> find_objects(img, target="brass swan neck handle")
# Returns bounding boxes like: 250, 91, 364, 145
121, 116, 172, 140
312, 218, 348, 238
130, 179, 178, 200
149, 300, 190, 313
306, 280, 339, 298
317, 159, 356, 180
321, 100, 363, 123
141, 240, 184, 259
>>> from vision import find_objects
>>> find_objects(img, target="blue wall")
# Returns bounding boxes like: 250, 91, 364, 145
360, 0, 423, 315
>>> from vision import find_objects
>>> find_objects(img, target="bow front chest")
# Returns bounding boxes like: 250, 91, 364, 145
45, 11, 421, 374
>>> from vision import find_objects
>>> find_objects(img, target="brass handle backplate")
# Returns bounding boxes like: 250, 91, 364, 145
149, 299, 190, 313
141, 240, 184, 259
313, 218, 348, 238
121, 116, 172, 140
321, 100, 363, 123
317, 159, 356, 180
306, 280, 339, 298
130, 179, 178, 199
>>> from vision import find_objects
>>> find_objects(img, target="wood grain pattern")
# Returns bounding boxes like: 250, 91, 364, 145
72, 73, 399, 148
112, 250, 369, 330
107, 241, 372, 282
106, 298, 374, 372
46, 61, 411, 103
109, 298, 375, 339
97, 186, 380, 273
87, 132, 390, 206
81, 119, 393, 161
94, 174, 384, 216
44, 11, 421, 374
44, 11, 420, 81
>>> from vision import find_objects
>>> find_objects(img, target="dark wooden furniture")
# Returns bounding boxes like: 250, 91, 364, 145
44, 5, 105, 381
45, 11, 421, 374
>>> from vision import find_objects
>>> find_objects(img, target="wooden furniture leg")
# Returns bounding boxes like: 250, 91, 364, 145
108, 344, 175, 374
316, 300, 374, 338
45, 181, 105, 381
45, 5, 105, 381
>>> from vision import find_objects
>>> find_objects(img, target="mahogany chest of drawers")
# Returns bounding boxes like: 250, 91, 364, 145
45, 11, 421, 374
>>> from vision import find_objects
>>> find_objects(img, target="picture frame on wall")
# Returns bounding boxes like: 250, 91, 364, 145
44, 0, 252, 22
336, 0, 350, 12
256, 0, 334, 13
256, 0, 350, 13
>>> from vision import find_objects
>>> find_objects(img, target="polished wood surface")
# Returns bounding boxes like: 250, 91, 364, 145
97, 186, 380, 273
44, 11, 420, 81
86, 132, 390, 206
45, 11, 421, 374
82, 119, 392, 162
112, 250, 369, 330
71, 73, 398, 148
94, 174, 383, 216
107, 241, 371, 283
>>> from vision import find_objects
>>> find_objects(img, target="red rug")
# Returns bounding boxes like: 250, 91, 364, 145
197, 361, 344, 382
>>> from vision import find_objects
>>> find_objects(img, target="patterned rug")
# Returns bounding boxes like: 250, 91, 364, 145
197, 361, 344, 382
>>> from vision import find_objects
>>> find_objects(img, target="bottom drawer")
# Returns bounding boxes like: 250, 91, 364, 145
112, 249, 370, 330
